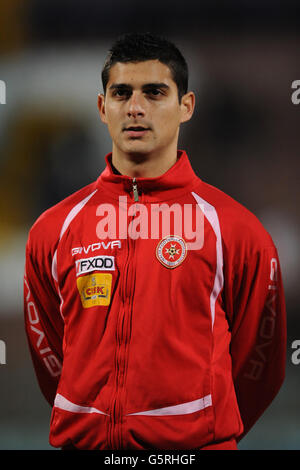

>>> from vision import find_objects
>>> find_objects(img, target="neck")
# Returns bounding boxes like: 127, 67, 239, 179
111, 143, 179, 178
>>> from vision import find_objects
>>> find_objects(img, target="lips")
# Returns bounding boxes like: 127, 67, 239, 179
124, 125, 150, 138
125, 126, 150, 131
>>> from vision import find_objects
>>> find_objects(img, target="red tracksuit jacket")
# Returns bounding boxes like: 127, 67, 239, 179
24, 150, 286, 450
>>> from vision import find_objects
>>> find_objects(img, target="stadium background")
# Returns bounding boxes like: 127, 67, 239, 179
0, 0, 299, 450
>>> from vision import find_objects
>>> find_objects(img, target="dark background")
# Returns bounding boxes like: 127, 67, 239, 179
0, 0, 299, 449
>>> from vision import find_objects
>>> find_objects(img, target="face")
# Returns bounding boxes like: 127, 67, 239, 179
98, 60, 195, 159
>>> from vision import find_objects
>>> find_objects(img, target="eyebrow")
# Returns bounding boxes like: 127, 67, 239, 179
109, 82, 170, 91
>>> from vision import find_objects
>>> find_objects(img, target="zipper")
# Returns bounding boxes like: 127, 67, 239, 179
109, 241, 131, 449
108, 186, 139, 449
132, 177, 139, 202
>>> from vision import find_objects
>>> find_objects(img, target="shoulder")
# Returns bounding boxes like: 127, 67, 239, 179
26, 181, 98, 255
192, 179, 274, 254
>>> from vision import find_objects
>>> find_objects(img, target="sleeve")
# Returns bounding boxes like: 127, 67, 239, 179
24, 233, 64, 407
228, 244, 287, 440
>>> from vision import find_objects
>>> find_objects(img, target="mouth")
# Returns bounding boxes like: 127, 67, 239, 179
123, 126, 151, 138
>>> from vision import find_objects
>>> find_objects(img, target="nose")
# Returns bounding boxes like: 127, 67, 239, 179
127, 91, 145, 118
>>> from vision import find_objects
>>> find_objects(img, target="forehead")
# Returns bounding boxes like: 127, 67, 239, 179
107, 60, 176, 88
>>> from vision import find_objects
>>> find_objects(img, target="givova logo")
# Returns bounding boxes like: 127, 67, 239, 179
0, 340, 6, 365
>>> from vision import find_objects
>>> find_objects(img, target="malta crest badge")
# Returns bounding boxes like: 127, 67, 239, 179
156, 235, 187, 269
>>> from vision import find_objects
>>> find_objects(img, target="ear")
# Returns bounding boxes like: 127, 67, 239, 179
98, 93, 107, 124
180, 91, 195, 124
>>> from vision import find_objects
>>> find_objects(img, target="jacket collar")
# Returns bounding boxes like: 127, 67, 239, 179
97, 150, 200, 202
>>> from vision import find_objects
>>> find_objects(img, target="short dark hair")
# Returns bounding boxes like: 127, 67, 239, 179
101, 32, 189, 101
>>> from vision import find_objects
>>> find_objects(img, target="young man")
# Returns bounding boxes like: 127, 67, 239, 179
24, 33, 287, 450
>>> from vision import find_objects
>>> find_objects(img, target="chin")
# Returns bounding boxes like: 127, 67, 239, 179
123, 143, 153, 159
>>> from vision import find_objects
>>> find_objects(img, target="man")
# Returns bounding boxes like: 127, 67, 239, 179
24, 33, 286, 450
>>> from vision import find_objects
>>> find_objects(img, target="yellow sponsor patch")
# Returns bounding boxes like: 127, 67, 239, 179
77, 273, 112, 308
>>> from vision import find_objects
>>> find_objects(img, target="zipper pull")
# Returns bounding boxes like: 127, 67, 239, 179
132, 177, 139, 202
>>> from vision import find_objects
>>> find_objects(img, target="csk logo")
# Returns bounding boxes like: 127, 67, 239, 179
77, 273, 112, 308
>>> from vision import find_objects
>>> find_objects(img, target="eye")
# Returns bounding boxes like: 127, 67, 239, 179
149, 89, 161, 95
146, 88, 162, 97
112, 88, 131, 99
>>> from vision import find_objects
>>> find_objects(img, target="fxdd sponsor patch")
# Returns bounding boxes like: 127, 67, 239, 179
77, 273, 112, 308
156, 235, 187, 269
76, 255, 115, 276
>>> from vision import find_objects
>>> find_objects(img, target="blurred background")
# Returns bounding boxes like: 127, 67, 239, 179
0, 0, 300, 450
